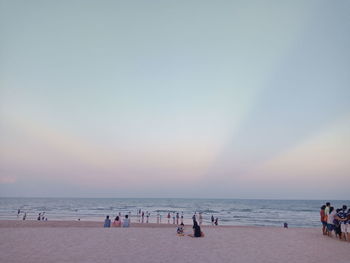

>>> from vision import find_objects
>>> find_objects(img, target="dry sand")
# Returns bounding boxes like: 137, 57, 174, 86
0, 220, 348, 263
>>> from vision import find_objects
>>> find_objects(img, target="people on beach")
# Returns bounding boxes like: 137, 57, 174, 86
177, 222, 185, 236
112, 216, 121, 227
123, 215, 130, 227
104, 215, 111, 228
176, 212, 179, 225
167, 212, 171, 224
22, 212, 27, 221
320, 205, 327, 235
189, 220, 204, 238
211, 215, 215, 225
322, 202, 349, 241
215, 218, 218, 226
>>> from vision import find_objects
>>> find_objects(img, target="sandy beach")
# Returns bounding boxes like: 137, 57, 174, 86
0, 220, 348, 263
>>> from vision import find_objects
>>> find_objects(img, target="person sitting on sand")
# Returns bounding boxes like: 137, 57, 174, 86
104, 215, 111, 228
177, 222, 185, 236
188, 221, 204, 238
112, 216, 121, 227
123, 215, 130, 227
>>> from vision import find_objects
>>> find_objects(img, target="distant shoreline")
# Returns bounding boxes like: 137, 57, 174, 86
0, 219, 319, 229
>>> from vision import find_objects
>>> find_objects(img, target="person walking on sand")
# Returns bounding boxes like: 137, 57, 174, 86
188, 220, 204, 238
320, 205, 327, 235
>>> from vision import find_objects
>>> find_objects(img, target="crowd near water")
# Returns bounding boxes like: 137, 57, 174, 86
319, 202, 350, 242
1, 198, 349, 228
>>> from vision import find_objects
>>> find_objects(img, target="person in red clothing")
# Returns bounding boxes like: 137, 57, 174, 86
320, 205, 327, 235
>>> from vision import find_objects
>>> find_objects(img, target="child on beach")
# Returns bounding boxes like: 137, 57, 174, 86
177, 223, 185, 236
112, 216, 121, 227
320, 205, 327, 235
123, 215, 130, 227
104, 215, 111, 228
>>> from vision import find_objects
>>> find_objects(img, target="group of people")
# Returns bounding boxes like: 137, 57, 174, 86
176, 215, 205, 238
320, 202, 349, 241
137, 209, 219, 226
104, 214, 130, 228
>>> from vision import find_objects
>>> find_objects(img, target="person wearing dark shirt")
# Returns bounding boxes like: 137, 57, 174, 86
189, 220, 204, 238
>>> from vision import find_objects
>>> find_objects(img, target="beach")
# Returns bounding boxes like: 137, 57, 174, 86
0, 220, 348, 263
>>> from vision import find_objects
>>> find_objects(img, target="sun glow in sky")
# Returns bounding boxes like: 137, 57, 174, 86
1, 0, 349, 199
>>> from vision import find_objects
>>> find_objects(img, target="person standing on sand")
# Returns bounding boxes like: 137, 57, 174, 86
320, 205, 327, 235
181, 212, 184, 224
211, 215, 215, 225
215, 218, 218, 226
104, 215, 111, 228
22, 212, 27, 220
167, 212, 171, 224
199, 213, 203, 225
173, 213, 176, 224
142, 211, 144, 223
157, 213, 160, 224
176, 212, 179, 225
327, 207, 336, 237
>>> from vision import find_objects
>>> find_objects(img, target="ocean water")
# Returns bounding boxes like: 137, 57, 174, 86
0, 198, 348, 227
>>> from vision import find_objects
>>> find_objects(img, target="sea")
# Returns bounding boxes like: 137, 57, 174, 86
0, 198, 348, 228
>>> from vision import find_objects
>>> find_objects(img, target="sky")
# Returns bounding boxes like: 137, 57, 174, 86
0, 0, 349, 199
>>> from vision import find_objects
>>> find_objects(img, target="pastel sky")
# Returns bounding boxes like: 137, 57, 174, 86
1, 0, 349, 199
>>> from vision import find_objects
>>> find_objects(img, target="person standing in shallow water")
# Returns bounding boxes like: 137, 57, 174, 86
211, 215, 215, 225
